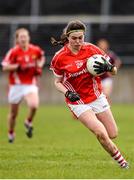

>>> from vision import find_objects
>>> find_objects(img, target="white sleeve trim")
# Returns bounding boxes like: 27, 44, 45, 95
1, 61, 10, 66
50, 68, 63, 78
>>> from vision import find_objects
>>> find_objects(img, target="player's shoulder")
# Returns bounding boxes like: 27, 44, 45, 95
6, 45, 19, 56
83, 42, 98, 49
11, 45, 19, 51
84, 42, 105, 55
53, 46, 67, 61
29, 43, 43, 51
29, 43, 39, 49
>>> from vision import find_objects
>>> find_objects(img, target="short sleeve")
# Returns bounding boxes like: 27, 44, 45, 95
50, 55, 63, 77
35, 46, 45, 59
2, 49, 15, 66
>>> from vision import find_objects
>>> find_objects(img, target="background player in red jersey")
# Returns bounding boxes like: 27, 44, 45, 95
2, 28, 45, 143
50, 20, 129, 168
96, 38, 122, 101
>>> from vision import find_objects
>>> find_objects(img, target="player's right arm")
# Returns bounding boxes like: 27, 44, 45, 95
2, 64, 19, 71
54, 76, 80, 102
54, 76, 68, 95
50, 54, 80, 102
50, 52, 67, 94
2, 49, 19, 72
90, 43, 117, 75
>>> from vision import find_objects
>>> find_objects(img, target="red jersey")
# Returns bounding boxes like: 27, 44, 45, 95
50, 43, 109, 105
2, 44, 44, 85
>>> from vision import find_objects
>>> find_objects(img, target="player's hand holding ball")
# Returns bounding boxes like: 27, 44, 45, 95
86, 54, 117, 76
93, 57, 115, 74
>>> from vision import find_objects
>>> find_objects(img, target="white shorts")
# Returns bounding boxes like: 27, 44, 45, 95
8, 84, 38, 104
68, 94, 110, 118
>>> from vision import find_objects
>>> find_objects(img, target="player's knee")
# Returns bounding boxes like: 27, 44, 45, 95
30, 105, 38, 110
28, 101, 39, 109
109, 130, 118, 139
95, 130, 108, 143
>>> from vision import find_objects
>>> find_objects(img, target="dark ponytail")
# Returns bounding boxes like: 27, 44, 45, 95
50, 28, 68, 46
50, 20, 86, 47
50, 32, 68, 46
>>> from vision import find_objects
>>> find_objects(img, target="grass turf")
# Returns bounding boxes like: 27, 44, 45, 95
0, 104, 134, 178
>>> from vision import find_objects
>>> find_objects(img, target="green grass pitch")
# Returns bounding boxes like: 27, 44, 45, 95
0, 104, 134, 178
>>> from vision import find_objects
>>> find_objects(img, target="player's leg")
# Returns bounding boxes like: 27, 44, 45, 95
8, 85, 22, 143
24, 91, 39, 137
8, 103, 19, 143
78, 110, 128, 168
79, 110, 117, 154
96, 108, 118, 139
92, 94, 118, 139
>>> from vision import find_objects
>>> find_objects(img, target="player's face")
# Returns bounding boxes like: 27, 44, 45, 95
17, 30, 30, 48
68, 31, 84, 50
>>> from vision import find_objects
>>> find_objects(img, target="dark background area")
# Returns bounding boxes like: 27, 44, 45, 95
0, 0, 134, 15
0, 0, 134, 65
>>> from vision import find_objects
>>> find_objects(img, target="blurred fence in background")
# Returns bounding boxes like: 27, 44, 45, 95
0, 15, 134, 65
0, 14, 134, 104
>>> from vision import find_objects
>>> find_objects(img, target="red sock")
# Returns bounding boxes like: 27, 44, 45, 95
9, 130, 14, 134
27, 118, 32, 123
112, 150, 127, 167
25, 118, 32, 127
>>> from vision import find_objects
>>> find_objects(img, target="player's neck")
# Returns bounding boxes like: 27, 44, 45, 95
68, 44, 81, 55
20, 44, 29, 51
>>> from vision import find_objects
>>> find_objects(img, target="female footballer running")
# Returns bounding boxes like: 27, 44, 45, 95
50, 20, 129, 169
2, 28, 45, 142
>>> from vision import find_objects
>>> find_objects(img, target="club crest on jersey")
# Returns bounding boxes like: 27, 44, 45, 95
75, 61, 83, 68
32, 54, 37, 60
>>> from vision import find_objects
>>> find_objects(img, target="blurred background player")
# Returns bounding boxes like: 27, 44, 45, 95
96, 38, 122, 101
50, 20, 129, 168
2, 28, 45, 143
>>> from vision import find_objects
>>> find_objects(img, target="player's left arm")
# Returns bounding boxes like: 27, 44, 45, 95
34, 47, 46, 76
92, 44, 117, 75
103, 55, 118, 75
113, 55, 122, 69
94, 57, 117, 75
110, 65, 117, 75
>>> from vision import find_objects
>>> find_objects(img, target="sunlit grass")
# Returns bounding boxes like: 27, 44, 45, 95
0, 104, 133, 178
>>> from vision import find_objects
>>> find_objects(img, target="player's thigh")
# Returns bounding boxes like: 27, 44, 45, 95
79, 109, 109, 137
96, 108, 118, 139
24, 92, 39, 108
